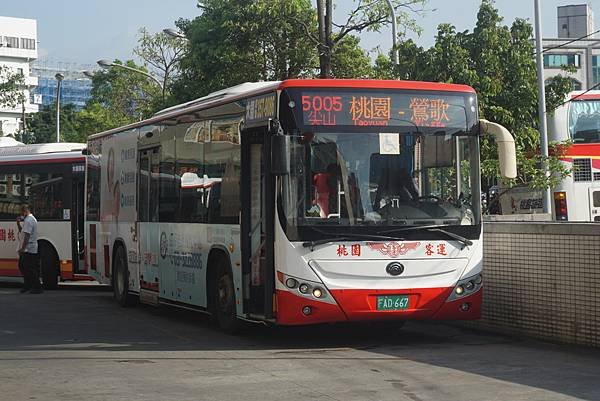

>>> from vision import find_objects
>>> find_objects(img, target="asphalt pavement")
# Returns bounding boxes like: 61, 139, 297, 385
1, 283, 599, 401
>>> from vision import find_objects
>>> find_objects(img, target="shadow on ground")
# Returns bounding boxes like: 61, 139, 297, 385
1, 283, 599, 400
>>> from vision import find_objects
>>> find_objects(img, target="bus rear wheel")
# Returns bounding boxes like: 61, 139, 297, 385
213, 258, 241, 333
113, 245, 131, 307
39, 242, 59, 290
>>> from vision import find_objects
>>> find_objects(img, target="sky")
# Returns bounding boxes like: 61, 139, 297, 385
2, 0, 600, 67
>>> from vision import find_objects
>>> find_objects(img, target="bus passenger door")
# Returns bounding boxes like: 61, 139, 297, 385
241, 128, 274, 318
138, 147, 160, 302
71, 163, 86, 273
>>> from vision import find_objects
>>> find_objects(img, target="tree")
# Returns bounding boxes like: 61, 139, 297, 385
134, 27, 186, 106
330, 35, 373, 78
313, 0, 427, 78
0, 65, 25, 111
171, 0, 318, 104
90, 59, 161, 122
24, 103, 80, 144
371, 0, 574, 198
0, 65, 26, 136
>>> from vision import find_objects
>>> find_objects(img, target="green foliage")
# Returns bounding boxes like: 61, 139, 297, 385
134, 27, 186, 106
372, 0, 573, 191
22, 103, 80, 144
314, 0, 428, 77
331, 35, 373, 78
90, 59, 160, 122
171, 0, 318, 103
0, 65, 25, 111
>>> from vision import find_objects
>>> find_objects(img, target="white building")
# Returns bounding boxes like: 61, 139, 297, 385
543, 4, 600, 91
0, 16, 38, 137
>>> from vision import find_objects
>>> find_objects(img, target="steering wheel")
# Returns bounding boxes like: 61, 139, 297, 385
418, 195, 442, 203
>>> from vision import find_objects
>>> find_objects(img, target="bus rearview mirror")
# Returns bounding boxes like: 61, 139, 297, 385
479, 119, 517, 179
271, 134, 290, 176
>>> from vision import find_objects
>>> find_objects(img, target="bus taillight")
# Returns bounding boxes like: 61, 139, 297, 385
554, 192, 568, 220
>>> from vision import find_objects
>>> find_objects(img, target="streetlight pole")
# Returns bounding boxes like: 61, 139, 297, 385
384, 0, 399, 66
55, 73, 64, 143
534, 0, 552, 214
97, 59, 163, 89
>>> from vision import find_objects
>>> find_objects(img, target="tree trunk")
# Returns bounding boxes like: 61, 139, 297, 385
316, 0, 332, 78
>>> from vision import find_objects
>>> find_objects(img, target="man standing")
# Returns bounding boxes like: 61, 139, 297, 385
17, 204, 42, 294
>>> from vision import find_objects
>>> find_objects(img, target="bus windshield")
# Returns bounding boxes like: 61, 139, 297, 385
281, 131, 478, 234
569, 99, 600, 142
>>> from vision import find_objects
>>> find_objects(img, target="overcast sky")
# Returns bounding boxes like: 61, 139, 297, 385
2, 0, 600, 66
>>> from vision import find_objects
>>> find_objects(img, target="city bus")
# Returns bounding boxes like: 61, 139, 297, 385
547, 90, 600, 221
86, 79, 516, 329
0, 142, 88, 288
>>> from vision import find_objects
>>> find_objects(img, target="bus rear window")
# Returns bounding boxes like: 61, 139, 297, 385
569, 99, 600, 143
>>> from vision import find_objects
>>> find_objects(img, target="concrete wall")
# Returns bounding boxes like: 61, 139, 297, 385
476, 222, 600, 347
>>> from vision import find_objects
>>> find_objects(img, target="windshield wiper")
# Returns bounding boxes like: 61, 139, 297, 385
302, 229, 405, 251
378, 225, 473, 249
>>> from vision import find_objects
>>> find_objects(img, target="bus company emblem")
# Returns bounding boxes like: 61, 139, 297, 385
386, 262, 404, 276
159, 232, 168, 259
367, 242, 420, 258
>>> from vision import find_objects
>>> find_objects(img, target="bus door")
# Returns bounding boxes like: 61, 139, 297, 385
138, 147, 160, 302
241, 128, 275, 318
589, 187, 600, 221
71, 163, 86, 273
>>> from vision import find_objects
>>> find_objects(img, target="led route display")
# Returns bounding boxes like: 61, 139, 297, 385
298, 90, 472, 129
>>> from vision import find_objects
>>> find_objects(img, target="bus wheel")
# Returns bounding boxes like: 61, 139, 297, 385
113, 245, 131, 307
214, 259, 241, 333
39, 242, 59, 290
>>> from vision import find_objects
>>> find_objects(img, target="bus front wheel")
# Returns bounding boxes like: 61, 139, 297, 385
39, 242, 59, 290
113, 245, 131, 307
213, 258, 241, 333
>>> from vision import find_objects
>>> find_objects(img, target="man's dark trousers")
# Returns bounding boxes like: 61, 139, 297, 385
18, 253, 41, 290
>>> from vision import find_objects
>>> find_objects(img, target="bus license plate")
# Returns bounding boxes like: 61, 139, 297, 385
376, 295, 409, 311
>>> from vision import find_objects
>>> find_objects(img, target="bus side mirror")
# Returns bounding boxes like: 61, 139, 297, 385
480, 119, 517, 179
271, 134, 290, 176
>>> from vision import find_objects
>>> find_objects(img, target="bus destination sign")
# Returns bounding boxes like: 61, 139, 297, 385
299, 91, 468, 128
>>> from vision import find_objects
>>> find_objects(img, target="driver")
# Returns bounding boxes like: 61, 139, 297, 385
374, 163, 419, 210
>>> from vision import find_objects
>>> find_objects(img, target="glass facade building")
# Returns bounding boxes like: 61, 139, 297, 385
30, 62, 94, 110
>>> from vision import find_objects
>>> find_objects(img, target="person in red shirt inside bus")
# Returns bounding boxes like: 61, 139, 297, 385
313, 163, 340, 218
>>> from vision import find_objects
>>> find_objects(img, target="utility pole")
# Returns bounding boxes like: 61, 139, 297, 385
55, 73, 64, 143
534, 0, 552, 214
385, 0, 399, 66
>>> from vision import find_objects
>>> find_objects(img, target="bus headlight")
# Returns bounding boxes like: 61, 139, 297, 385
447, 273, 483, 302
285, 278, 298, 289
312, 288, 323, 298
299, 283, 310, 294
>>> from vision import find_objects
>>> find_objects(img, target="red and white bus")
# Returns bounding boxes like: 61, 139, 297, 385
86, 79, 515, 328
547, 90, 600, 221
0, 142, 88, 288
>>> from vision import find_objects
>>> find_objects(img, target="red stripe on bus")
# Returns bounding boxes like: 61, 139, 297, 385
0, 157, 85, 165
571, 93, 600, 100
278, 79, 476, 93
562, 143, 600, 156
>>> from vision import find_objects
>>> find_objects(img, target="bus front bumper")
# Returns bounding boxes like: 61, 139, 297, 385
275, 287, 482, 325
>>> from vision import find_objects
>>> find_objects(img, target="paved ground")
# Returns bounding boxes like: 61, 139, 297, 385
1, 284, 599, 401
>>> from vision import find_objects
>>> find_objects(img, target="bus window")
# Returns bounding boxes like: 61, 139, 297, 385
29, 174, 64, 220
0, 172, 65, 220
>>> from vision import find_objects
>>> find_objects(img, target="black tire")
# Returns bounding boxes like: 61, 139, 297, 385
113, 245, 131, 307
39, 242, 59, 290
213, 258, 241, 333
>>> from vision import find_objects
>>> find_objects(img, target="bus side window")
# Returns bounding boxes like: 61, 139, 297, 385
176, 119, 205, 223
